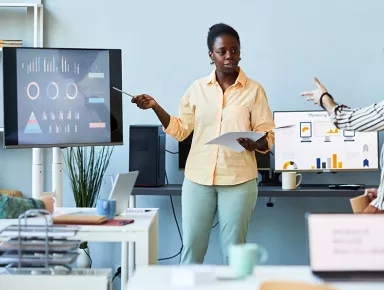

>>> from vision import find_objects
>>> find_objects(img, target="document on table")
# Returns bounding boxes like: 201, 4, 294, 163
205, 125, 294, 152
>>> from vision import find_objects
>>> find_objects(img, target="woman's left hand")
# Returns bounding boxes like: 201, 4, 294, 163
237, 138, 257, 151
238, 134, 269, 152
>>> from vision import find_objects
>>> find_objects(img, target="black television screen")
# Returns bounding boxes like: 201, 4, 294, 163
2, 47, 123, 148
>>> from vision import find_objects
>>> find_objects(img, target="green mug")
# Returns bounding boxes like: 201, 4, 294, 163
228, 243, 268, 278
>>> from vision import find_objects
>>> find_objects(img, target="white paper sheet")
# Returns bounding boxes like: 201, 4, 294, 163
205, 125, 295, 153
205, 131, 265, 152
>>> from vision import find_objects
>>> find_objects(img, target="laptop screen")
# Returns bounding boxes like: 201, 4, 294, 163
307, 214, 384, 272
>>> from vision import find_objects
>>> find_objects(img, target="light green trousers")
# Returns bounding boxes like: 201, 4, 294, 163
180, 177, 258, 264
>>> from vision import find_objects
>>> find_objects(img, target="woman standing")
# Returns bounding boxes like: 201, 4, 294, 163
132, 23, 275, 263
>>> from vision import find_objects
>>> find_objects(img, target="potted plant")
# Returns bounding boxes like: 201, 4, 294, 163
64, 146, 114, 268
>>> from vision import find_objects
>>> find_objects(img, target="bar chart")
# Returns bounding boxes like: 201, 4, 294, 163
21, 56, 80, 74
49, 124, 78, 134
312, 154, 343, 169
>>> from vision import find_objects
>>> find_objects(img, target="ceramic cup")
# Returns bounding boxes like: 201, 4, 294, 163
228, 243, 268, 278
282, 172, 302, 190
96, 199, 116, 219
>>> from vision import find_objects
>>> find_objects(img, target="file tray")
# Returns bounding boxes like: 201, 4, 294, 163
0, 268, 112, 290
0, 238, 80, 252
0, 209, 80, 271
0, 251, 79, 266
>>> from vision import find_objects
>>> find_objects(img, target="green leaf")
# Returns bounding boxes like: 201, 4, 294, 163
63, 146, 114, 208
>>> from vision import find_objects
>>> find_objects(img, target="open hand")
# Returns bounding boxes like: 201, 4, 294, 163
131, 94, 158, 110
300, 77, 328, 105
364, 188, 378, 202
237, 138, 257, 152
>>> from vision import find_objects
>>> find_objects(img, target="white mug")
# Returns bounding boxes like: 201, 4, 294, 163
282, 172, 302, 190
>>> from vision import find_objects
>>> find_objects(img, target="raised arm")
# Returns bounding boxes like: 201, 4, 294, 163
132, 84, 195, 141
301, 77, 384, 132
163, 91, 195, 141
330, 102, 384, 132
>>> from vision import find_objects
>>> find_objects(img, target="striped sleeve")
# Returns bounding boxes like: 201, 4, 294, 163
329, 101, 384, 132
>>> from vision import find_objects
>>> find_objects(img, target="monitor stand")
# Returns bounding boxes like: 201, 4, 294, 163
301, 137, 312, 142
32, 147, 63, 207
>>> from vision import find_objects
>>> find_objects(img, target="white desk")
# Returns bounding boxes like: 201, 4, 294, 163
0, 207, 158, 290
127, 265, 384, 290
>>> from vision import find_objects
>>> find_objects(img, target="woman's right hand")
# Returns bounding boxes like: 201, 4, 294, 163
300, 77, 328, 105
364, 188, 378, 202
131, 94, 158, 110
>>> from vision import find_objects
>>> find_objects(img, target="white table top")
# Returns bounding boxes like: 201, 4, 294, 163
54, 207, 158, 233
0, 207, 158, 238
127, 265, 384, 290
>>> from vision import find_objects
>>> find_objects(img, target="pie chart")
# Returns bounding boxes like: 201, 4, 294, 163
283, 161, 298, 170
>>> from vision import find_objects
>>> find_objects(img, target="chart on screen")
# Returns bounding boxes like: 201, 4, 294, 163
274, 111, 379, 172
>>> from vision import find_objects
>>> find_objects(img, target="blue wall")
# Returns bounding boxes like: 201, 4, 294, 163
1, 0, 384, 288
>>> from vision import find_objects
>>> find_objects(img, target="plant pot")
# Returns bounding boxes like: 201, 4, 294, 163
77, 247, 91, 268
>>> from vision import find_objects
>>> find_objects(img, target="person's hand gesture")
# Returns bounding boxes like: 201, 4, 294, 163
364, 188, 378, 202
40, 196, 55, 213
131, 94, 158, 110
300, 77, 328, 105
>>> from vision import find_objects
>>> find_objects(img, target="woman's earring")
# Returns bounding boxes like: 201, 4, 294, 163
210, 59, 214, 65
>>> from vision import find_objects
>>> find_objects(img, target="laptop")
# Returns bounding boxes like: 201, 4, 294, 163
108, 171, 139, 215
66, 171, 139, 217
305, 213, 384, 281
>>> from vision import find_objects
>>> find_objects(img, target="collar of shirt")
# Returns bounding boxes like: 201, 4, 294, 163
206, 66, 247, 88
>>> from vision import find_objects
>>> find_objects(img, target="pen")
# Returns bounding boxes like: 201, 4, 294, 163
119, 220, 134, 225
272, 125, 295, 131
112, 87, 135, 98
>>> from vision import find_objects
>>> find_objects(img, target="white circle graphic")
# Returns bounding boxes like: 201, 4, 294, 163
27, 82, 40, 100
66, 83, 78, 100
47, 82, 59, 100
